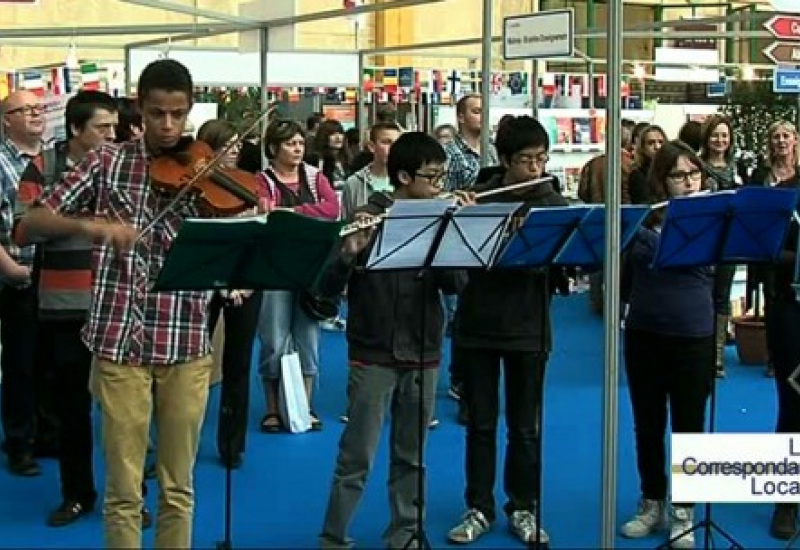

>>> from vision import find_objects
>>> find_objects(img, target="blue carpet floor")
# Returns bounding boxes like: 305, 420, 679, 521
0, 292, 786, 548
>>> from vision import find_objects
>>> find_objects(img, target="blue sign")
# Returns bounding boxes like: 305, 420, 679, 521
707, 79, 729, 98
773, 68, 800, 94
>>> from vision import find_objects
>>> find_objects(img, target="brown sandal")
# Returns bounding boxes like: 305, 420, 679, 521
309, 411, 323, 431
260, 413, 284, 433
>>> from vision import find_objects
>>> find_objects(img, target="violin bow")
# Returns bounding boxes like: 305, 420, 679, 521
138, 104, 277, 237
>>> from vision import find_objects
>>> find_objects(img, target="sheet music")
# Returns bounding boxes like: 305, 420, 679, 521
432, 202, 522, 268
366, 198, 458, 270
496, 206, 588, 268
555, 205, 651, 266
653, 187, 799, 268
724, 186, 799, 263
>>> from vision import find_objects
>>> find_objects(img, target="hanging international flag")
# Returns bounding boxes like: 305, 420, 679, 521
507, 72, 526, 95
593, 75, 607, 98
490, 73, 504, 94
430, 70, 444, 94
50, 66, 72, 95
362, 68, 375, 92
383, 68, 398, 92
22, 71, 45, 96
0, 73, 11, 100
80, 63, 100, 91
447, 70, 461, 95
398, 67, 414, 90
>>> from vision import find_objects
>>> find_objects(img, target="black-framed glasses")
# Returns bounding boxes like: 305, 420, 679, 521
667, 169, 702, 183
514, 153, 550, 166
415, 171, 447, 184
5, 104, 44, 117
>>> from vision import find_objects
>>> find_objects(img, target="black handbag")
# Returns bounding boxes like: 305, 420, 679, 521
299, 290, 340, 321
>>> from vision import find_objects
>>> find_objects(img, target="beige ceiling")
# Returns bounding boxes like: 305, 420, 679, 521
0, 0, 784, 70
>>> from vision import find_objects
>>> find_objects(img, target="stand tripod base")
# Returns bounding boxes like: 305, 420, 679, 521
656, 520, 743, 550
403, 530, 432, 550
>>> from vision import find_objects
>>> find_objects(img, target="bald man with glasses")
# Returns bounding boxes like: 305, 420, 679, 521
0, 90, 47, 476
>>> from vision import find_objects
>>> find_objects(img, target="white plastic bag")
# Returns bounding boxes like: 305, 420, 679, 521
278, 352, 313, 433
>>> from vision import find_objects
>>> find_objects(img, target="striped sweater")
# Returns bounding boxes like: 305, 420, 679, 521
14, 141, 93, 320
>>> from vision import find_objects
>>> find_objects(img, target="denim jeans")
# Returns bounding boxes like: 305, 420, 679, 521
257, 290, 320, 380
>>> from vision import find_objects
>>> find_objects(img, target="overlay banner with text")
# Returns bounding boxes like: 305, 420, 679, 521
672, 433, 800, 503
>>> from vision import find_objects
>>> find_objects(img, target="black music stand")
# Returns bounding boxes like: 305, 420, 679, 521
152, 210, 344, 292
493, 204, 650, 548
366, 198, 521, 549
652, 187, 798, 550
153, 211, 344, 550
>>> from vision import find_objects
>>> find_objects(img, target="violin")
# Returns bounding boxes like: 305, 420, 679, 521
149, 138, 260, 217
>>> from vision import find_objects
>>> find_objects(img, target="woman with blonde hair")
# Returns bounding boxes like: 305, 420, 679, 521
746, 120, 800, 540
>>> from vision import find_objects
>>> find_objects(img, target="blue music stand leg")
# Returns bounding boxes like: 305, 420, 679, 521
656, 315, 743, 550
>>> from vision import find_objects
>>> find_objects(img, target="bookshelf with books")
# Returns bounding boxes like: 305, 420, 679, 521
433, 107, 654, 198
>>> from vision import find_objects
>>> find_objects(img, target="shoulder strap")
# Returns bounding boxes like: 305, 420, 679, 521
40, 147, 59, 188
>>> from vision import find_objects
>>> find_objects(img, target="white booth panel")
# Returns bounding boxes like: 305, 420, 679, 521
128, 49, 359, 88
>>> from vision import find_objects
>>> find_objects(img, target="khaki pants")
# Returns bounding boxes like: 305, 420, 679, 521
90, 355, 213, 549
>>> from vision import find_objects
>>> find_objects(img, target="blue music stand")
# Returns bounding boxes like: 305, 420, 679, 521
652, 187, 799, 550
653, 187, 799, 269
495, 204, 651, 269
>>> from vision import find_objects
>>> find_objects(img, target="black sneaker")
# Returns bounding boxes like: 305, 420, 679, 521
9, 453, 41, 476
47, 501, 93, 527
771, 503, 797, 540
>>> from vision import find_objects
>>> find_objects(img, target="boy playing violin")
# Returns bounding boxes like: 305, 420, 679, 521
18, 59, 216, 549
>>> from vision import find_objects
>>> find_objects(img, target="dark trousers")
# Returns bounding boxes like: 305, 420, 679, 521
208, 292, 262, 458
39, 319, 96, 506
624, 329, 714, 501
460, 348, 546, 523
766, 300, 800, 433
713, 265, 736, 315
0, 284, 39, 456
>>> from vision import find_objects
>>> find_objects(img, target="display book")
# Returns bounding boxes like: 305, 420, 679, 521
539, 108, 654, 200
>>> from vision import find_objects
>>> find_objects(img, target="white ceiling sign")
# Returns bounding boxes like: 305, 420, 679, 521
771, 0, 800, 13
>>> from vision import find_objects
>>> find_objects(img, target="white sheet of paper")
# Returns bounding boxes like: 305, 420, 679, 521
432, 202, 522, 268
366, 199, 457, 270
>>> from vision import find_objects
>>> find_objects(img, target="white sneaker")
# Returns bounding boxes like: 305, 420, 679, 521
621, 498, 667, 538
669, 506, 695, 549
509, 510, 550, 545
447, 509, 492, 544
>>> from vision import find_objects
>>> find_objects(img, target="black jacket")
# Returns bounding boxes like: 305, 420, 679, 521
455, 174, 569, 352
319, 192, 466, 365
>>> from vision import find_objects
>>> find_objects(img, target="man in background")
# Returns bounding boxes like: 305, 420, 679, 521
0, 90, 44, 476
577, 118, 635, 315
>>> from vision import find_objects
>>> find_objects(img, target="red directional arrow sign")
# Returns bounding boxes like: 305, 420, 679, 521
765, 15, 800, 41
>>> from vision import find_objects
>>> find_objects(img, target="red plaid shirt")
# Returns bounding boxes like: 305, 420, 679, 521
43, 140, 211, 366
